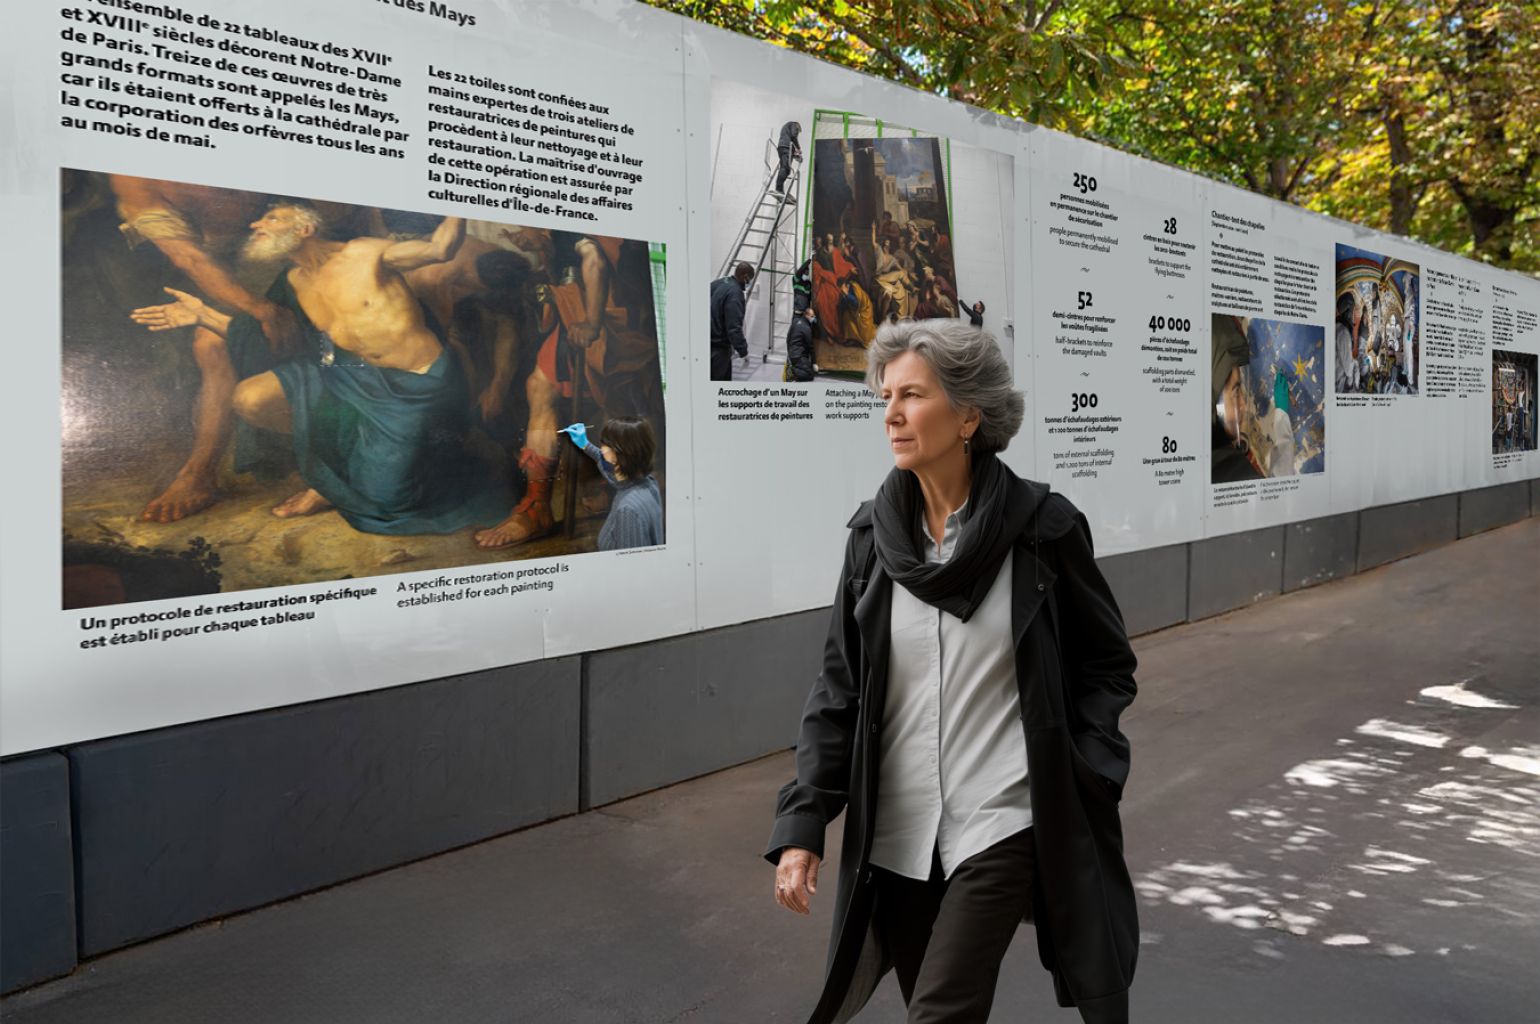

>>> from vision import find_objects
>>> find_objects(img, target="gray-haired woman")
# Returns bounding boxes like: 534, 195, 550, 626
767, 320, 1139, 1023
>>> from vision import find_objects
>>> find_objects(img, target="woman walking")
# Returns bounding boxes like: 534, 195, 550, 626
766, 320, 1139, 1023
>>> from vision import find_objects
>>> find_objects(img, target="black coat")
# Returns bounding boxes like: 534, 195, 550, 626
766, 480, 1139, 1024
785, 317, 816, 382
710, 276, 748, 357
778, 120, 803, 158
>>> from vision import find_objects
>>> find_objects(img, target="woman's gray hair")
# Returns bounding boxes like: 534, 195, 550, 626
865, 319, 1025, 453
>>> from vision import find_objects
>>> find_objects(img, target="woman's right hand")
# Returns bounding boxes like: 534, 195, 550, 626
774, 847, 821, 915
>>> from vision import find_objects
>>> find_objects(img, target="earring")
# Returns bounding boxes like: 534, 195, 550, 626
963, 436, 971, 454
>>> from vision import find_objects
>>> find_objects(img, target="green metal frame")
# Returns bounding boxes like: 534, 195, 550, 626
648, 241, 667, 390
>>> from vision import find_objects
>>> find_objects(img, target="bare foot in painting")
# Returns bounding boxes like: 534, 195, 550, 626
142, 472, 218, 523
473, 499, 554, 549
272, 488, 333, 518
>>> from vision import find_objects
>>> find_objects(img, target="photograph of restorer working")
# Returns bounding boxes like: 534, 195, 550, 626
1335, 244, 1420, 395
1491, 349, 1537, 454
1211, 313, 1327, 483
708, 79, 1007, 383
61, 169, 666, 609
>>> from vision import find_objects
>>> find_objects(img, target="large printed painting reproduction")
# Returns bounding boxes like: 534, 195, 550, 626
62, 170, 666, 608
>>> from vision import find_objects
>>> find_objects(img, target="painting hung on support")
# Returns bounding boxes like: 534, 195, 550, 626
808, 126, 959, 373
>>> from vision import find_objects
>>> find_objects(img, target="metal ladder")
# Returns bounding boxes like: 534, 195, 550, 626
717, 137, 802, 363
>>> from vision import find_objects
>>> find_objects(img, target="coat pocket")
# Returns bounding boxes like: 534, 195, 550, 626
1068, 738, 1118, 804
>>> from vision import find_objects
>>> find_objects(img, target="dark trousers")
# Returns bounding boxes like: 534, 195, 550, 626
872, 829, 1035, 1024
710, 344, 734, 381
775, 146, 793, 192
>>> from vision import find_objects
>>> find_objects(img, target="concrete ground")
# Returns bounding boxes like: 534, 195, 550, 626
5, 518, 1537, 1023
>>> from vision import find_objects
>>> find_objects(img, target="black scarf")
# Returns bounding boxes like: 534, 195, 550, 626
871, 451, 1034, 621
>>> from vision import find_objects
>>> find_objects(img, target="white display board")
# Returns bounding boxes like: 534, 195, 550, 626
1024, 130, 1208, 555
1326, 227, 1445, 512
5, 0, 698, 753
1473, 270, 1540, 488
1203, 183, 1335, 535
682, 23, 1026, 630
3, 0, 1535, 755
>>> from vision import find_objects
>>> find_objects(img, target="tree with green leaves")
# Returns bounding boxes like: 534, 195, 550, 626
656, 1, 1136, 131
649, 0, 1538, 270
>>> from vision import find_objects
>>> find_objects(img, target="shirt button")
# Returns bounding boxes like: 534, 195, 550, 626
1036, 583, 1046, 592
870, 722, 879, 734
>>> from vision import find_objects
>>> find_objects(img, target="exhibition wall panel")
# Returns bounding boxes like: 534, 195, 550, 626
6, 0, 700, 753
1024, 129, 1209, 555
2, 0, 1536, 756
1203, 184, 1335, 534
683, 22, 1027, 629
1327, 228, 1459, 512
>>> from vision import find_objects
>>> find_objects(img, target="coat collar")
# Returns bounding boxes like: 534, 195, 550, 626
846, 479, 1068, 705
849, 540, 1056, 697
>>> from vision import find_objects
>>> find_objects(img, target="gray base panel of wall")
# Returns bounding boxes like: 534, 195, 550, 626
1096, 544, 1189, 636
68, 658, 580, 957
1283, 512, 1359, 593
1357, 494, 1459, 572
1188, 526, 1285, 621
0, 753, 76, 994
585, 607, 827, 808
1459, 481, 1531, 538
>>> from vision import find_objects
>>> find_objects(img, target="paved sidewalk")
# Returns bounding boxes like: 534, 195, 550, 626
5, 518, 1537, 1023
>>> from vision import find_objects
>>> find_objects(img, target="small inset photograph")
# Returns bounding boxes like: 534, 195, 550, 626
1492, 349, 1537, 454
1211, 314, 1327, 483
707, 80, 1010, 383
1334, 244, 1420, 395
61, 169, 667, 608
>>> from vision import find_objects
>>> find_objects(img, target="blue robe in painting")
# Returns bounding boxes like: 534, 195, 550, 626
229, 272, 509, 535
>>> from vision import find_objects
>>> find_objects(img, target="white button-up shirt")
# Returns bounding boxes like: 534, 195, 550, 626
868, 502, 1032, 881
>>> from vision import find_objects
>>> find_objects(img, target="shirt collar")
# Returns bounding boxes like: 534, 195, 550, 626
922, 499, 969, 563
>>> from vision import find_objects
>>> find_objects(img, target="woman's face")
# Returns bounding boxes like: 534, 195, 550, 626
601, 444, 624, 480
880, 351, 974, 474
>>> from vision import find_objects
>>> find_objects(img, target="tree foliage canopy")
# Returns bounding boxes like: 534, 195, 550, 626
649, 0, 1538, 271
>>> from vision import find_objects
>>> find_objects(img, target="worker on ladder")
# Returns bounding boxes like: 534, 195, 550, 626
774, 121, 802, 195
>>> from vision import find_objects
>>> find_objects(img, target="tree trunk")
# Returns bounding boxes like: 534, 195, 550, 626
1382, 101, 1418, 236
1269, 156, 1291, 200
1452, 8, 1517, 264
1465, 200, 1515, 265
